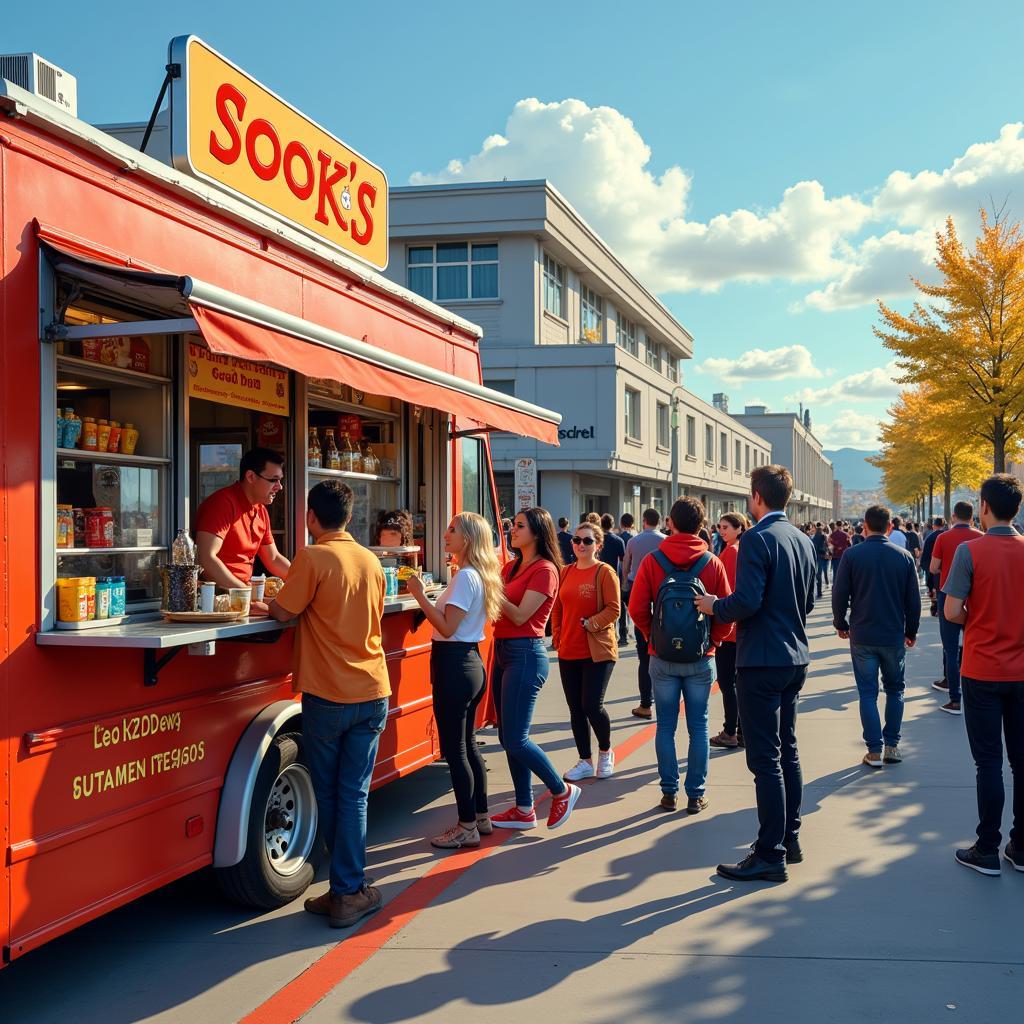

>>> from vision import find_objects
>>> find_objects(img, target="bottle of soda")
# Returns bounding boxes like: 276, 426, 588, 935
324, 428, 341, 470
308, 427, 322, 468
172, 528, 196, 565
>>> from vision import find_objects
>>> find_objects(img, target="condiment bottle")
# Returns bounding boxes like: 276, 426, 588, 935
121, 423, 139, 455
361, 443, 379, 475
323, 428, 341, 470
308, 427, 322, 468
63, 409, 82, 450
81, 417, 99, 451
339, 431, 357, 472
107, 420, 122, 452
97, 419, 112, 452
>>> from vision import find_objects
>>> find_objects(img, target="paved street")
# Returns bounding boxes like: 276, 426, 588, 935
2, 593, 1020, 1023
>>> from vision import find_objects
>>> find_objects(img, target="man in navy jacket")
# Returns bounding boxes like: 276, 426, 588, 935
695, 465, 816, 882
832, 505, 921, 769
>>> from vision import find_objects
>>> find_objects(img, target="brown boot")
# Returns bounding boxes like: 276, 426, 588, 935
330, 885, 383, 928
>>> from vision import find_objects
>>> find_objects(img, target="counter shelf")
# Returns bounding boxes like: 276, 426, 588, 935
56, 448, 172, 467
307, 467, 400, 484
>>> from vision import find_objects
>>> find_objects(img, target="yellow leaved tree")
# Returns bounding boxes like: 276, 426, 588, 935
875, 210, 1024, 471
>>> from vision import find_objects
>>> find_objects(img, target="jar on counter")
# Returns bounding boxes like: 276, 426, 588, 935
56, 505, 74, 549
95, 579, 113, 619
57, 578, 89, 622
85, 507, 115, 548
107, 420, 122, 452
96, 419, 112, 452
121, 423, 139, 455
109, 576, 127, 616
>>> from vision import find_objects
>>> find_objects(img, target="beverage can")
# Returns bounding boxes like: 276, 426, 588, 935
110, 577, 127, 616
200, 581, 216, 613
95, 580, 112, 619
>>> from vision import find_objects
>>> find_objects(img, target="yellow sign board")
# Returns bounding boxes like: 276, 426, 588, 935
169, 36, 389, 271
187, 342, 290, 415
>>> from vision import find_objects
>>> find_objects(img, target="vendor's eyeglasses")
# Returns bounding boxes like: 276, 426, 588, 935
258, 473, 285, 486
572, 536, 596, 545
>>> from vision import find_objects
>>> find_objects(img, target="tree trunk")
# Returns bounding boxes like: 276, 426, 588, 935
994, 412, 1006, 472
943, 474, 952, 521
928, 475, 934, 519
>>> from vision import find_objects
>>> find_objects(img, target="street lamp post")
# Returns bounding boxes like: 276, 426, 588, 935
669, 384, 685, 501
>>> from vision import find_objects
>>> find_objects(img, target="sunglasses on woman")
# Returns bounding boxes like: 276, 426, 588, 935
572, 536, 596, 545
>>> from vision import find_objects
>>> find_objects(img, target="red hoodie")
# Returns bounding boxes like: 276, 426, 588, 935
628, 532, 733, 652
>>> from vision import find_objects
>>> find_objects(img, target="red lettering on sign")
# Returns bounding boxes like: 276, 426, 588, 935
283, 140, 315, 200
352, 181, 377, 245
210, 83, 246, 165
245, 118, 282, 181
315, 151, 349, 229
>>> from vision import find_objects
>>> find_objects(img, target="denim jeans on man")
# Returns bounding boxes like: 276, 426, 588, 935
302, 693, 387, 896
816, 558, 829, 597
850, 644, 906, 752
651, 655, 713, 799
493, 637, 565, 807
937, 591, 964, 702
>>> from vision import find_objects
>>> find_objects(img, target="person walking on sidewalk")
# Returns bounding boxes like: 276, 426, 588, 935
551, 520, 621, 783
617, 513, 635, 644
556, 516, 575, 566
629, 498, 732, 815
710, 512, 747, 750
889, 516, 908, 549
407, 513, 503, 850
269, 480, 389, 929
490, 507, 582, 832
811, 522, 830, 598
695, 465, 816, 883
930, 501, 983, 715
831, 505, 921, 770
621, 509, 664, 720
942, 474, 1024, 876
830, 520, 851, 571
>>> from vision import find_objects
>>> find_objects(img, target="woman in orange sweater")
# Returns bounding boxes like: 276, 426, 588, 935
710, 511, 748, 749
551, 521, 621, 782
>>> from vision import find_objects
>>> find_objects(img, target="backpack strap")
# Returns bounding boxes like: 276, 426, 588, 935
689, 551, 713, 577
652, 549, 677, 575
653, 549, 712, 578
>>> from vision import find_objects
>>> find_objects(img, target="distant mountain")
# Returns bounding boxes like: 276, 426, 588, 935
824, 448, 881, 491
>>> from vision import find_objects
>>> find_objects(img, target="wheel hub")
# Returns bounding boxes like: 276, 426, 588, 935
263, 762, 317, 877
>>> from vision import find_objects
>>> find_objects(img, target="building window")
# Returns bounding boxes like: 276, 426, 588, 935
720, 431, 728, 468
657, 402, 670, 449
666, 352, 679, 383
735, 439, 741, 473
616, 313, 638, 356
406, 242, 499, 301
686, 415, 696, 457
646, 336, 662, 372
625, 386, 641, 440
705, 423, 714, 464
485, 378, 516, 397
580, 285, 604, 343
543, 253, 565, 318
745, 444, 750, 473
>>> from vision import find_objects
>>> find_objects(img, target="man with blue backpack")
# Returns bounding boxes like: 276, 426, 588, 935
629, 497, 733, 814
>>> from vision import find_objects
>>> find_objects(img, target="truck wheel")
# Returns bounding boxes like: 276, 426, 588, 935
216, 732, 325, 909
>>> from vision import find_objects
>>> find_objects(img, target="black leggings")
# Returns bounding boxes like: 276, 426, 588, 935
431, 642, 488, 823
559, 658, 614, 759
715, 640, 741, 736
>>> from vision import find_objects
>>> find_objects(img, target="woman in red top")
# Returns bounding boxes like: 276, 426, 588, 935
490, 508, 582, 832
551, 521, 621, 783
710, 512, 748, 749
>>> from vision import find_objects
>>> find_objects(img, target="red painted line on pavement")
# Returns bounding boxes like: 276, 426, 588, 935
241, 683, 718, 1024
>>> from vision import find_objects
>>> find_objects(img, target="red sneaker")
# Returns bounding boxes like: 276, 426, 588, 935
491, 805, 537, 830
547, 783, 581, 829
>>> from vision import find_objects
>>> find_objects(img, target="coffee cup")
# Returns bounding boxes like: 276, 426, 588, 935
229, 588, 252, 615
200, 582, 216, 613
250, 575, 266, 602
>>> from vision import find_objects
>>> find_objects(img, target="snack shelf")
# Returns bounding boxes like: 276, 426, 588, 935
57, 355, 172, 388
307, 467, 400, 483
58, 546, 165, 555
56, 448, 171, 466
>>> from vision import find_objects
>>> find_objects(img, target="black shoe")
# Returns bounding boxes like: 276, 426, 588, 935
955, 844, 1001, 876
686, 795, 709, 815
784, 836, 803, 864
1004, 842, 1024, 873
717, 851, 788, 883
618, 635, 629, 646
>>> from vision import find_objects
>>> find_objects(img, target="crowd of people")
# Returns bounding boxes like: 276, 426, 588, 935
258, 465, 1023, 929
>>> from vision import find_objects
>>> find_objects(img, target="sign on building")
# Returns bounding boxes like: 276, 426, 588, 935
515, 457, 537, 511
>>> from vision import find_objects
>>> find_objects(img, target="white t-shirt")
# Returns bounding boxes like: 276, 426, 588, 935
433, 566, 487, 643
889, 530, 907, 549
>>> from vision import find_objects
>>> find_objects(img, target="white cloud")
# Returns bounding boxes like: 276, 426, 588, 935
410, 98, 869, 293
786, 360, 901, 406
697, 344, 821, 383
812, 410, 882, 449
802, 231, 937, 311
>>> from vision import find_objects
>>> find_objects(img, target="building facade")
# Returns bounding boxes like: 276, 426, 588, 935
386, 180, 770, 523
731, 407, 835, 521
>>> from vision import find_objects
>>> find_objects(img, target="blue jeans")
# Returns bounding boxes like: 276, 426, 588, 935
493, 638, 566, 807
937, 592, 963, 701
302, 693, 388, 896
816, 558, 829, 595
850, 643, 906, 752
650, 656, 713, 799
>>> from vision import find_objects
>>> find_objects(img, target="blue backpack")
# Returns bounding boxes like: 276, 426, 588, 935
649, 550, 713, 663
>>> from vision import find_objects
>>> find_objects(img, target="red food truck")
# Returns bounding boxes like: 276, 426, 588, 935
0, 38, 560, 965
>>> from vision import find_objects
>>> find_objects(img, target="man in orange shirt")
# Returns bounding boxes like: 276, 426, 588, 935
194, 447, 291, 604
930, 500, 983, 715
269, 480, 390, 928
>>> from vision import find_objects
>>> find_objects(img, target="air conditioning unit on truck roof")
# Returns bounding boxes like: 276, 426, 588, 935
0, 52, 77, 116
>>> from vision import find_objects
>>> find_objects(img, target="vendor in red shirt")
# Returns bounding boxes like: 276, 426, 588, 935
195, 447, 291, 607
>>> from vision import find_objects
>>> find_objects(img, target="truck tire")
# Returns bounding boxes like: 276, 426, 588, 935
216, 731, 325, 909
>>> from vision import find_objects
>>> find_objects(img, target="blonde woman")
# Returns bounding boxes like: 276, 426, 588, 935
408, 513, 503, 849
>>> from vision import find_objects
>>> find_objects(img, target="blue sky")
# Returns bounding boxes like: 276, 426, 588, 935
9, 1, 1024, 449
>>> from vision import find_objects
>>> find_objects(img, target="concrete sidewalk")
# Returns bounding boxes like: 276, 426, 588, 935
2, 596, 1020, 1023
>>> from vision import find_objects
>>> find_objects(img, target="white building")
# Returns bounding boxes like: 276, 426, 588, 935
385, 180, 770, 523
